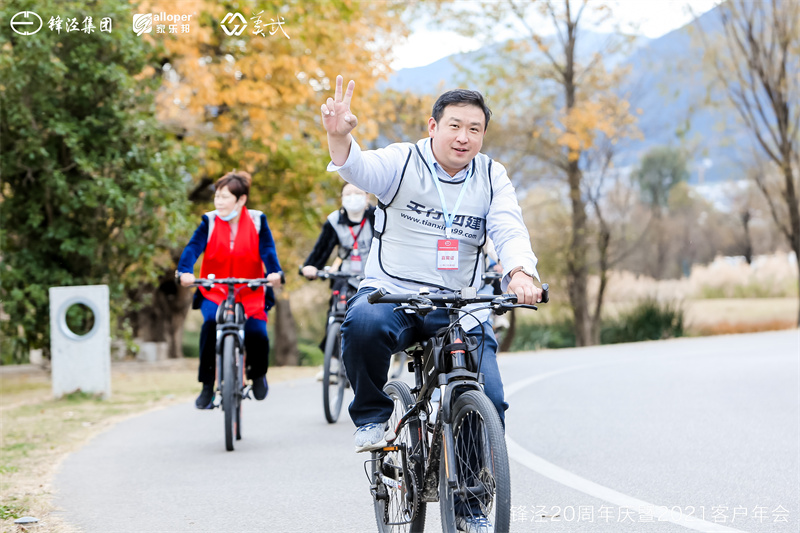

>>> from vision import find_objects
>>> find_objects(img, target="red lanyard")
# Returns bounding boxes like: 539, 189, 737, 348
348, 218, 366, 252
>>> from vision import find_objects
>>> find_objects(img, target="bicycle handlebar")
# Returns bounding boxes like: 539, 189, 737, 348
190, 276, 278, 289
298, 266, 363, 282
481, 271, 503, 282
368, 283, 549, 307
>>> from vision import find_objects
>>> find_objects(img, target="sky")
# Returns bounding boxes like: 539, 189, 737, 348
391, 0, 721, 70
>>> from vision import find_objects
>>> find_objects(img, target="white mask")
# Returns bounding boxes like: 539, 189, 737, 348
219, 210, 238, 222
342, 194, 367, 215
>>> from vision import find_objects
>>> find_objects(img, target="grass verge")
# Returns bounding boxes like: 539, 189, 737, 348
0, 360, 316, 533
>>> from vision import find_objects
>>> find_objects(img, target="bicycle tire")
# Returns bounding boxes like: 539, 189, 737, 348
236, 349, 243, 441
322, 321, 346, 423
439, 390, 510, 532
372, 380, 426, 533
222, 335, 237, 451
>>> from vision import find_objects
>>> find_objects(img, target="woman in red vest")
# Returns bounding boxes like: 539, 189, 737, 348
177, 171, 283, 409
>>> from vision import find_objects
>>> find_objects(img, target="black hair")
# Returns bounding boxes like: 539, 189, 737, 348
431, 89, 492, 130
215, 171, 251, 200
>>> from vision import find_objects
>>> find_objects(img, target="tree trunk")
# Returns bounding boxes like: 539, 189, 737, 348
498, 309, 516, 353
590, 223, 611, 346
782, 163, 800, 327
272, 293, 299, 366
132, 271, 194, 358
567, 161, 592, 347
740, 210, 753, 264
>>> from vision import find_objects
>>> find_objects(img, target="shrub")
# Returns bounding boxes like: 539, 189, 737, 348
297, 342, 324, 367
601, 298, 684, 344
509, 319, 576, 351
182, 330, 200, 358
508, 298, 684, 350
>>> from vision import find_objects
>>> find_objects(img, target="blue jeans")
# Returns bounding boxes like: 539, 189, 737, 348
198, 299, 270, 384
340, 287, 508, 427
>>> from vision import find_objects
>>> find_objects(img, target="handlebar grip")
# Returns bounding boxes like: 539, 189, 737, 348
280, 271, 286, 285
367, 288, 387, 304
297, 266, 304, 276
541, 283, 549, 304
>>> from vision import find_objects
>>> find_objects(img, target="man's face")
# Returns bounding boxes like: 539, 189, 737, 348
428, 104, 486, 177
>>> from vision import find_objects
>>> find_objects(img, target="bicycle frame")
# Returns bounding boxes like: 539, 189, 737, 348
213, 283, 248, 406
370, 285, 549, 505
194, 277, 276, 388
389, 311, 486, 503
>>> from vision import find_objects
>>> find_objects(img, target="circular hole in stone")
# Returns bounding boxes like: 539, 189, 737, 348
64, 303, 95, 337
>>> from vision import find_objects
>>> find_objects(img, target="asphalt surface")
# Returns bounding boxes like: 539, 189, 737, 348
54, 330, 799, 532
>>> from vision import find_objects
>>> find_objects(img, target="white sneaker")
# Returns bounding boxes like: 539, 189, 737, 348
317, 359, 341, 384
493, 314, 510, 331
456, 515, 494, 533
354, 422, 396, 453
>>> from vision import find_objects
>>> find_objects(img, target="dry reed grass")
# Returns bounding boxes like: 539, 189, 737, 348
590, 252, 798, 303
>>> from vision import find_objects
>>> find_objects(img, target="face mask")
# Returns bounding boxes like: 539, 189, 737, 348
342, 194, 367, 214
219, 209, 239, 222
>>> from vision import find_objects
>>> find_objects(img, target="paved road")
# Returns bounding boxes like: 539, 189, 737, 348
54, 330, 799, 532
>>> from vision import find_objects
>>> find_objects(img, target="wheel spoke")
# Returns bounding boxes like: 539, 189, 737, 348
373, 381, 425, 533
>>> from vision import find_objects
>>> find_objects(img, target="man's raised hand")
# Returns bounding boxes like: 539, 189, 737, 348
321, 75, 358, 137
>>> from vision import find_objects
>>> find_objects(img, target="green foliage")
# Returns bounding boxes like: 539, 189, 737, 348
182, 329, 200, 358
511, 298, 684, 350
510, 319, 576, 351
297, 342, 324, 367
0, 501, 25, 521
0, 0, 196, 362
633, 146, 689, 208
62, 390, 104, 402
600, 299, 684, 344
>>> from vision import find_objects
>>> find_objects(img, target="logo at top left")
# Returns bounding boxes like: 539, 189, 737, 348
10, 11, 43, 35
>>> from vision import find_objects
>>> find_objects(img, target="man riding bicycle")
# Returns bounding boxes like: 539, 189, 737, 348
320, 74, 543, 511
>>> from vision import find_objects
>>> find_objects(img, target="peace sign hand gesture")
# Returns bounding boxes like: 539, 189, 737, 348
321, 75, 358, 137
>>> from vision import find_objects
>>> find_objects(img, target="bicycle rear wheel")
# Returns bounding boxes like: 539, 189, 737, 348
372, 381, 426, 533
322, 321, 346, 423
439, 390, 510, 532
222, 335, 238, 451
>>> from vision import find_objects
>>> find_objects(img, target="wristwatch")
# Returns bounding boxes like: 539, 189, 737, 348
508, 266, 536, 279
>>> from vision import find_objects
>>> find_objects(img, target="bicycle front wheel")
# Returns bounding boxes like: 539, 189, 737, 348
372, 381, 426, 533
439, 390, 510, 532
322, 321, 346, 423
222, 335, 238, 451
236, 349, 244, 441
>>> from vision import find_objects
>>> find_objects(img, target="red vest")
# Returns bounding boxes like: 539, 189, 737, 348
199, 207, 266, 320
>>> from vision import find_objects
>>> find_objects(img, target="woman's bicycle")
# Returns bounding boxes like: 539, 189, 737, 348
191, 275, 276, 451
305, 268, 363, 423
365, 283, 548, 533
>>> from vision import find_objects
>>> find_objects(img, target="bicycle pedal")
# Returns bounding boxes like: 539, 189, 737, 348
380, 445, 400, 452
212, 394, 222, 408
242, 385, 252, 399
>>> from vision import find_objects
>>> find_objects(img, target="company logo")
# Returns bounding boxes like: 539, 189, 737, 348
132, 13, 151, 35
133, 12, 193, 36
220, 12, 247, 36
10, 11, 43, 35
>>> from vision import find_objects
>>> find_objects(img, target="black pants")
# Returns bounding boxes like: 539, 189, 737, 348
198, 316, 270, 385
